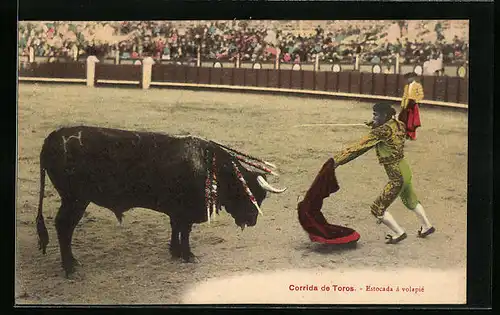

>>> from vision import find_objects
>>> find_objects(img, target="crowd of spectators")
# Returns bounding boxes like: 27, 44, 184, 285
18, 20, 469, 66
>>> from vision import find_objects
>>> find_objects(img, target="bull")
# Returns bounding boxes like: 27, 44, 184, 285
36, 126, 287, 277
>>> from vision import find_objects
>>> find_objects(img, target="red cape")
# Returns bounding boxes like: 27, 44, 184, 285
406, 103, 421, 132
297, 158, 360, 244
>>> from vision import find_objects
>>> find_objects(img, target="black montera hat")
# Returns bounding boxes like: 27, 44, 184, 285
373, 102, 396, 115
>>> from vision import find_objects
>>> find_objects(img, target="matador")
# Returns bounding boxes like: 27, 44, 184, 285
333, 102, 435, 244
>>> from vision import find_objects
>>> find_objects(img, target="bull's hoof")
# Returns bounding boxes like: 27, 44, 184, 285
169, 244, 182, 259
38, 240, 47, 255
63, 264, 76, 278
62, 257, 81, 278
182, 252, 199, 263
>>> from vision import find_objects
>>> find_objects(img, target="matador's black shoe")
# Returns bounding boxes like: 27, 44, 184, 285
385, 232, 407, 244
417, 226, 436, 238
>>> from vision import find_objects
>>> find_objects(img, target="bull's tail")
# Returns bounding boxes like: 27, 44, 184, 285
36, 148, 49, 255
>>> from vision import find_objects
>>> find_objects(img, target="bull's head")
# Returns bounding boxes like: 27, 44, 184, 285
217, 157, 286, 230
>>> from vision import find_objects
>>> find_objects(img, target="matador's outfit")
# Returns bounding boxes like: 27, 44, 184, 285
333, 118, 419, 217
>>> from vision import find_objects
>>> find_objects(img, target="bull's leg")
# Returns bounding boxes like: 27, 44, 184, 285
55, 198, 89, 277
180, 223, 197, 263
169, 218, 181, 258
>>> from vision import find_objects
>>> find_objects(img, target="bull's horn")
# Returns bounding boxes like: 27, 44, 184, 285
257, 176, 287, 193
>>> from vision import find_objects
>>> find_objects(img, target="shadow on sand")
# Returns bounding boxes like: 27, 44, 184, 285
296, 241, 360, 255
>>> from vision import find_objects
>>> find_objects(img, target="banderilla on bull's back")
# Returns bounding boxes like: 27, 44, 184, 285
234, 155, 280, 176
210, 140, 278, 169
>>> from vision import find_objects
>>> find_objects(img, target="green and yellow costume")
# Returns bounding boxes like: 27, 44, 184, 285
400, 80, 424, 111
333, 118, 419, 217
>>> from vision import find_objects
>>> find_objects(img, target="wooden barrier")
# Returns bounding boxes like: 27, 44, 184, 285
221, 68, 233, 86
147, 81, 468, 109
303, 71, 315, 91
315, 71, 326, 91
95, 64, 141, 85
245, 69, 258, 87
17, 59, 468, 108
360, 72, 373, 95
422, 76, 436, 102
18, 62, 86, 79
198, 67, 210, 85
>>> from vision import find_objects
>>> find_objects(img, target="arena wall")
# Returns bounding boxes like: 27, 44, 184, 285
18, 58, 468, 108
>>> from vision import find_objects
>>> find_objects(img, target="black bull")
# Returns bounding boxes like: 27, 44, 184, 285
36, 126, 286, 277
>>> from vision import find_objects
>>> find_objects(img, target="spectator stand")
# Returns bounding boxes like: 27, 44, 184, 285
18, 20, 469, 78
18, 20, 468, 107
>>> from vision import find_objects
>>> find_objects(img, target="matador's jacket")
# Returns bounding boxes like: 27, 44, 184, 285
399, 81, 424, 140
401, 81, 424, 110
333, 118, 420, 217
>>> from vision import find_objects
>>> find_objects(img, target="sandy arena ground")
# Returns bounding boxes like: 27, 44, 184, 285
15, 83, 468, 305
